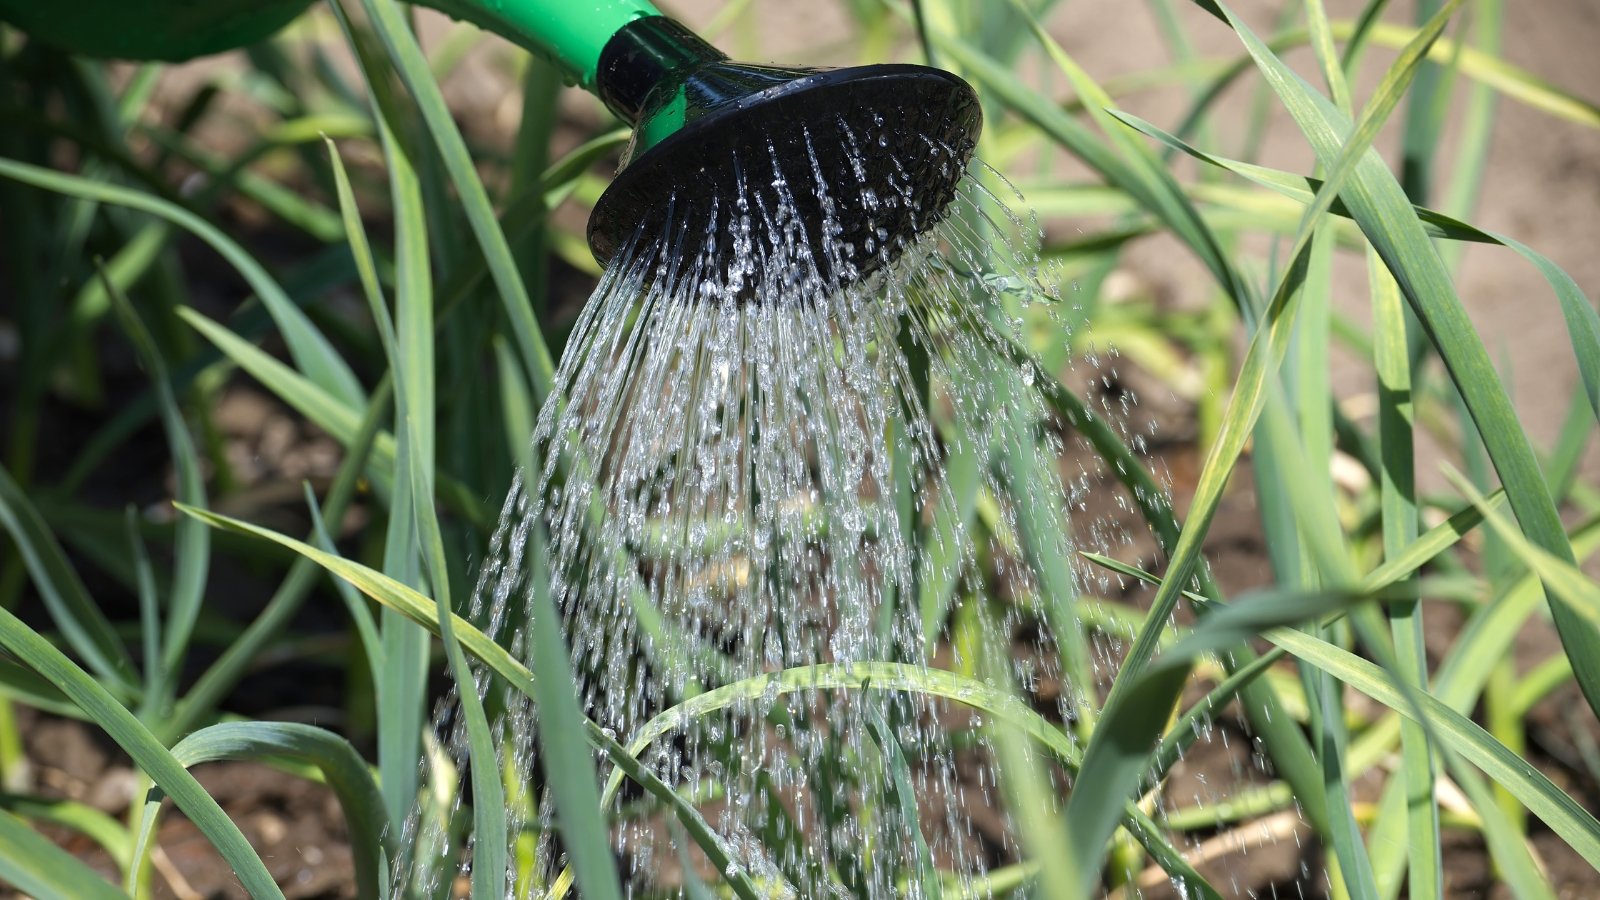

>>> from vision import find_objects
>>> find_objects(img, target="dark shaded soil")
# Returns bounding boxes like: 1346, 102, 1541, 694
16, 709, 357, 900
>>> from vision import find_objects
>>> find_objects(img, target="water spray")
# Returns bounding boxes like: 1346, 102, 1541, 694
2, 3, 1106, 892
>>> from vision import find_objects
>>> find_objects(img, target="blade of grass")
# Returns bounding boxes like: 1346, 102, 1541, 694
1117, 114, 1600, 429
493, 338, 537, 479
864, 701, 942, 899
0, 794, 132, 872
1304, 3, 1445, 880
1259, 11, 1387, 873
1187, 0, 1600, 716
177, 504, 762, 899
0, 466, 136, 692
1446, 469, 1600, 631
179, 503, 1220, 894
1437, 0, 1505, 271
918, 421, 980, 656
1090, 554, 1600, 870
1161, 16, 1600, 135
331, 109, 430, 855
1355, 15, 1596, 129
0, 807, 127, 900
166, 380, 391, 738
1371, 250, 1440, 898
305, 482, 384, 680
1066, 43, 1393, 875
990, 0, 1255, 315
352, 0, 556, 401
1443, 756, 1557, 900
0, 157, 363, 409
0, 607, 282, 897
1269, 625, 1600, 869
615, 653, 1224, 895
163, 722, 391, 899
982, 667, 1081, 898
1087, 488, 1506, 602
101, 267, 210, 711
386, 108, 510, 898
1345, 520, 1600, 780
974, 318, 1333, 837
123, 508, 162, 718
525, 525, 625, 900
1065, 587, 1378, 895
1088, 485, 1508, 794
1399, 0, 1452, 204
177, 307, 490, 530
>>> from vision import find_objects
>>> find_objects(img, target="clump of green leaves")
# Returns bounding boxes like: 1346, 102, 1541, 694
1, 0, 1598, 897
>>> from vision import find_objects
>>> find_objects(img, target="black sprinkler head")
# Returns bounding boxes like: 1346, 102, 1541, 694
589, 17, 981, 296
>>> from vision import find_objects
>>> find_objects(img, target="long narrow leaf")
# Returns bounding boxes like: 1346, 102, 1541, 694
102, 269, 210, 707
0, 807, 127, 900
177, 504, 760, 899
165, 723, 391, 900
1113, 113, 1600, 427
0, 607, 283, 898
1186, 0, 1600, 717
0, 157, 363, 408
0, 466, 136, 691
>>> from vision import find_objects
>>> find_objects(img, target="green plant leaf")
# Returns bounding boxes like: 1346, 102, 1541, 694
180, 717, 387, 890
526, 527, 625, 900
0, 157, 363, 409
176, 503, 761, 899
1064, 588, 1371, 893
1446, 469, 1600, 631
944, 4, 1254, 314
1111, 112, 1600, 429
1086, 555, 1600, 872
158, 722, 391, 899
101, 268, 210, 709
0, 607, 282, 898
353, 0, 557, 402
167, 380, 392, 739
384, 102, 511, 899
177, 307, 489, 531
0, 465, 136, 692
0, 794, 133, 875
1187, 0, 1600, 721
1270, 626, 1600, 870
0, 807, 127, 900
611, 657, 1223, 898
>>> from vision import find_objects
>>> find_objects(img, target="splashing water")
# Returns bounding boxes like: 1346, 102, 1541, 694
394, 126, 1173, 897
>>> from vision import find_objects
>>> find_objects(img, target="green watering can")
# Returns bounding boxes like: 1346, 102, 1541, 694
0, 0, 981, 290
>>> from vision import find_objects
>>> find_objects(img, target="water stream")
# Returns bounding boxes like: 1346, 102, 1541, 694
393, 129, 1212, 897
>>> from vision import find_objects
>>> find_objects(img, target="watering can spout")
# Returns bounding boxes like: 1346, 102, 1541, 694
594, 16, 727, 124
587, 20, 981, 295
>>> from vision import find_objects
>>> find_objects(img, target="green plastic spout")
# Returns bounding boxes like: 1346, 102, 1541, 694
0, 0, 672, 106
426, 0, 664, 93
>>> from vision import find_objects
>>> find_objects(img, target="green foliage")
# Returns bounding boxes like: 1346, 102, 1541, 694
0, 1, 1597, 897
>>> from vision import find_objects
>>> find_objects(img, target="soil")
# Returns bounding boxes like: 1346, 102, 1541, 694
6, 0, 1600, 897
18, 708, 356, 900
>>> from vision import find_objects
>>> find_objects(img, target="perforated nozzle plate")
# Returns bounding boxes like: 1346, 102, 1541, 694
587, 64, 981, 297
